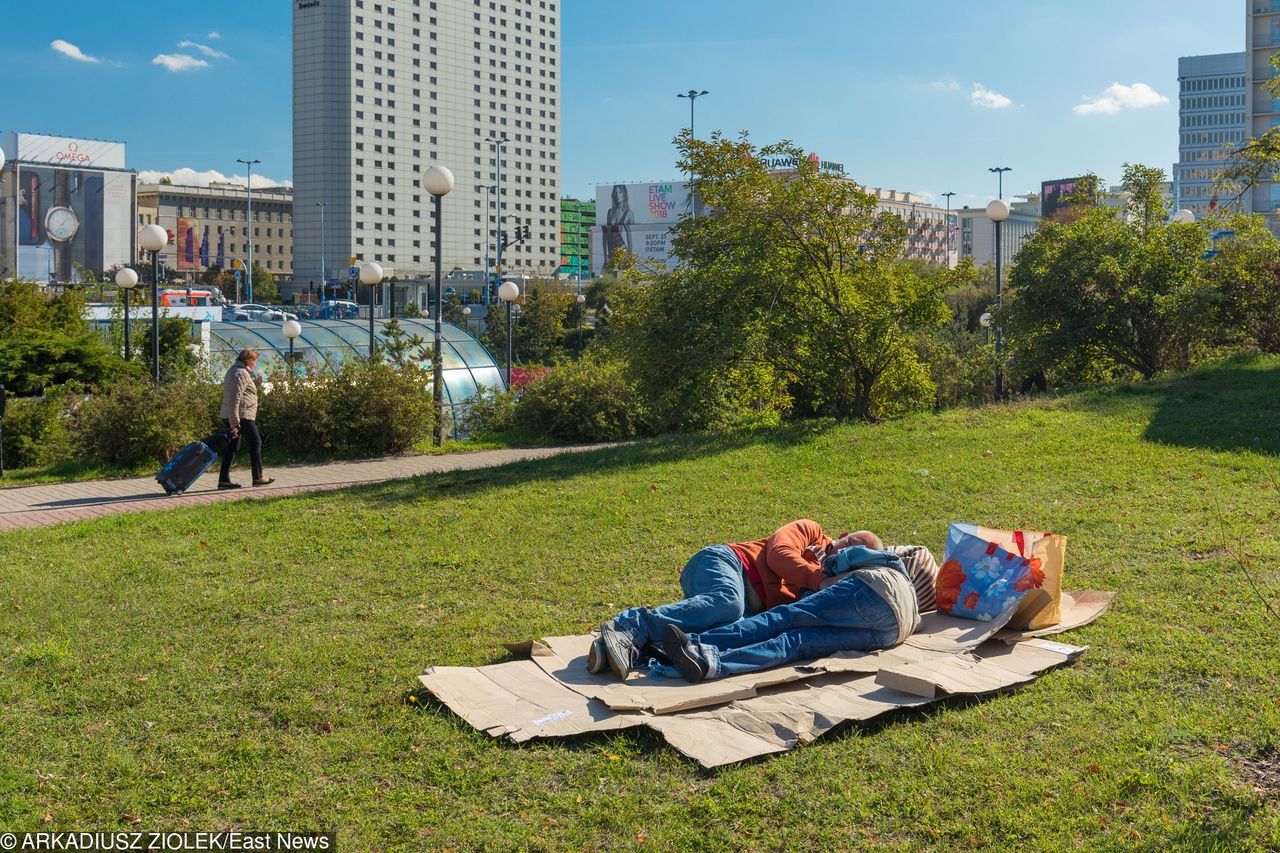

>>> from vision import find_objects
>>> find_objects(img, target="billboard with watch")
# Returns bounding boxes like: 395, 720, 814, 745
1, 133, 134, 284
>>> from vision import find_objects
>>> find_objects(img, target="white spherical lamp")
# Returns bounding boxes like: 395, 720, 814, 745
115, 267, 139, 290
462, 305, 472, 317
498, 280, 520, 302
282, 319, 302, 340
979, 311, 993, 329
421, 163, 455, 197
0, 148, 6, 172
1171, 209, 1195, 224
139, 223, 169, 253
985, 199, 1011, 223
359, 261, 383, 285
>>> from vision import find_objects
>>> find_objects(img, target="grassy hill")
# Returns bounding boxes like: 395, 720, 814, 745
2, 355, 1278, 849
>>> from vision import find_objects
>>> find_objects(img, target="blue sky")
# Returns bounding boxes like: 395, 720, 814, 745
0, 1, 1243, 207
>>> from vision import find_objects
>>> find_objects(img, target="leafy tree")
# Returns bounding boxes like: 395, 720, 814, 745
138, 316, 201, 381
608, 132, 951, 424
1203, 213, 1280, 353
442, 291, 468, 325
1121, 163, 1170, 229
513, 283, 574, 364
1004, 165, 1212, 380
249, 262, 279, 303
0, 281, 135, 393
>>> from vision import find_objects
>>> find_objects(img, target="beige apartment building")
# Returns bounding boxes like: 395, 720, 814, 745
136, 182, 293, 277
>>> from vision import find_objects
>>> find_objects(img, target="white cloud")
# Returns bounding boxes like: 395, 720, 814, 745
971, 83, 1012, 110
138, 167, 292, 190
50, 39, 102, 63
178, 40, 230, 59
930, 79, 960, 91
1073, 82, 1168, 116
152, 54, 210, 72
207, 31, 222, 40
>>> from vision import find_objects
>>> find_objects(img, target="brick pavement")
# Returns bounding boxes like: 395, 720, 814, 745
0, 445, 605, 531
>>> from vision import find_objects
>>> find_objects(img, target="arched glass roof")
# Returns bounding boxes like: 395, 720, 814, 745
208, 318, 505, 439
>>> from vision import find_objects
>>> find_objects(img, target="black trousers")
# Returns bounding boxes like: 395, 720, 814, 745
219, 418, 263, 482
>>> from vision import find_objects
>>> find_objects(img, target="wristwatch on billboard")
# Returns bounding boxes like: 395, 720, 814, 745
45, 206, 80, 242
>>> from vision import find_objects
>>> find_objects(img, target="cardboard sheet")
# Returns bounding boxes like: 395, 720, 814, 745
418, 590, 1113, 768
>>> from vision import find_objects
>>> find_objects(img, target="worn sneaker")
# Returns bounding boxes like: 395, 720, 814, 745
661, 624, 712, 683
600, 625, 639, 680
217, 481, 242, 490
586, 635, 608, 674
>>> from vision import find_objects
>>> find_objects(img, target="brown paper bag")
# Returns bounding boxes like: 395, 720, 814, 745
963, 525, 1066, 630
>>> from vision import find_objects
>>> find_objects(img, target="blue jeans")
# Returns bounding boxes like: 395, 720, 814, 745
690, 573, 901, 678
610, 545, 750, 650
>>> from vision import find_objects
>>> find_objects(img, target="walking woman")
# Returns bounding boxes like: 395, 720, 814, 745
218, 348, 274, 489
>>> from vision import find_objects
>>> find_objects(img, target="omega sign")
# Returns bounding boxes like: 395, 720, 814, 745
55, 142, 92, 165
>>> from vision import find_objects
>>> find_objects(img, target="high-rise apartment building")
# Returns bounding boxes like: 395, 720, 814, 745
293, 0, 562, 291
1176, 52, 1246, 217
1247, 1, 1280, 231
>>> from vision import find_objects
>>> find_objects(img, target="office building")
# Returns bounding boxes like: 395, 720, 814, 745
292, 0, 562, 291
1177, 52, 1247, 217
865, 188, 953, 267
954, 203, 1040, 268
558, 197, 593, 279
0, 132, 135, 284
137, 182, 294, 278
1247, 2, 1280, 231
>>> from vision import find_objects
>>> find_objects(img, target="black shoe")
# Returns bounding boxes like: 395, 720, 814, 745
661, 624, 711, 683
586, 635, 608, 674
600, 625, 638, 680
217, 481, 242, 490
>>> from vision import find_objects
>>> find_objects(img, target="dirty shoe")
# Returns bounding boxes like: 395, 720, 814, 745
600, 625, 639, 680
661, 624, 712, 683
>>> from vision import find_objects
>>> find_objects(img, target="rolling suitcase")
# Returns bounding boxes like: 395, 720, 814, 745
155, 429, 233, 495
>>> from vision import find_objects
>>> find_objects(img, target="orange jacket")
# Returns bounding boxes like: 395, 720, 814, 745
728, 519, 832, 609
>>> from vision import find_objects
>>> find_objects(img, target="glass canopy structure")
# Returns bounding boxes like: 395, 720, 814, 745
207, 319, 504, 439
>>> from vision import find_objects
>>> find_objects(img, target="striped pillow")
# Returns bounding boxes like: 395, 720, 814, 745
887, 544, 939, 613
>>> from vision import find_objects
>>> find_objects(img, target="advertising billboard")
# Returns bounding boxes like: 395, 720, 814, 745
592, 181, 701, 275
1, 134, 133, 283
1041, 177, 1085, 220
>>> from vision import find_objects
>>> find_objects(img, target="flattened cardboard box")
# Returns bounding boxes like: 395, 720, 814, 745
419, 590, 1114, 768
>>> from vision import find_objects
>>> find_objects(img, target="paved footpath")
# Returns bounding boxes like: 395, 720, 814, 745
0, 445, 605, 532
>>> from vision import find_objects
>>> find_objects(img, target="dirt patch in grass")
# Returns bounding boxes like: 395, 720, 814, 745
1186, 549, 1229, 562
1238, 747, 1280, 800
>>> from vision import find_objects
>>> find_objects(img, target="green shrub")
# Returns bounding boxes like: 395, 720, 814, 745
0, 330, 137, 395
457, 384, 517, 438
71, 377, 221, 466
0, 384, 80, 469
514, 357, 642, 442
257, 360, 433, 457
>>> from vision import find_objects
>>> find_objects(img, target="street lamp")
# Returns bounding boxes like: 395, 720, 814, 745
576, 292, 586, 354
138, 224, 168, 381
359, 261, 383, 359
1171, 209, 1195, 224
461, 305, 472, 335
498, 280, 520, 387
979, 311, 993, 345
985, 199, 1011, 401
989, 166, 1012, 200
316, 202, 327, 303
423, 163, 455, 447
115, 267, 139, 361
485, 135, 509, 304
237, 158, 261, 303
282, 319, 302, 371
678, 89, 709, 219
941, 191, 956, 267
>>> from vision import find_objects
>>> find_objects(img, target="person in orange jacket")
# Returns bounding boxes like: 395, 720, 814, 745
591, 520, 882, 679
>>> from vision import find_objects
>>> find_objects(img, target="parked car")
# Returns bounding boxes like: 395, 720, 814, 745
225, 303, 298, 322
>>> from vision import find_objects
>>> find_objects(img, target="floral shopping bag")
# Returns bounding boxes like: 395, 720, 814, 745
949, 522, 1066, 629
938, 524, 1046, 621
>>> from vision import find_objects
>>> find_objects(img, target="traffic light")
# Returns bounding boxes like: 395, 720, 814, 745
519, 224, 530, 242
500, 230, 509, 250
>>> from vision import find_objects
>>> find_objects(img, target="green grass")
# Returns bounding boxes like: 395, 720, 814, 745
2, 356, 1279, 850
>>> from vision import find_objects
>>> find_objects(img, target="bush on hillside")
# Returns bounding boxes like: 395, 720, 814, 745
0, 384, 80, 469
457, 384, 517, 438
71, 377, 222, 466
513, 357, 643, 442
